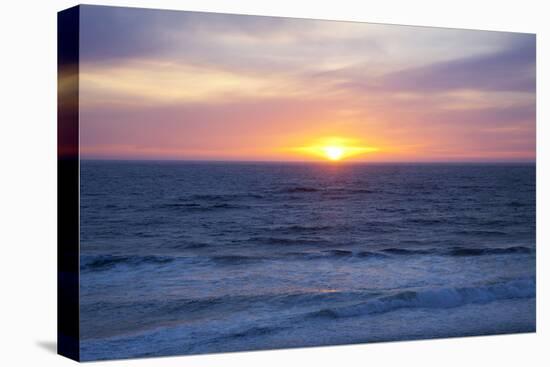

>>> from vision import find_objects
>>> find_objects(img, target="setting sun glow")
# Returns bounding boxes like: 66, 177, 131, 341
291, 137, 379, 162
323, 146, 345, 161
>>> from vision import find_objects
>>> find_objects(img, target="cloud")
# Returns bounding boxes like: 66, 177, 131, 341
334, 34, 535, 94
79, 5, 305, 65
79, 5, 520, 75
77, 5, 536, 161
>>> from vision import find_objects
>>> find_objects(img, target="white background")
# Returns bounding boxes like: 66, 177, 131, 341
0, 0, 548, 365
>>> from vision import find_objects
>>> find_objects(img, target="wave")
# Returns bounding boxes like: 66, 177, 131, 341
191, 193, 264, 201
453, 229, 508, 236
181, 242, 210, 249
309, 277, 535, 319
81, 243, 534, 272
155, 202, 249, 211
227, 325, 287, 339
323, 188, 377, 195
356, 251, 390, 259
81, 254, 174, 271
85, 277, 533, 330
282, 250, 378, 261
274, 224, 334, 233
279, 186, 377, 195
381, 248, 432, 256
324, 249, 354, 257
155, 203, 201, 209
211, 203, 249, 209
208, 251, 354, 264
378, 246, 533, 258
507, 201, 528, 208
207, 244, 535, 265
405, 218, 445, 225
286, 245, 533, 261
282, 186, 320, 193
245, 236, 332, 246
448, 246, 533, 256
82, 288, 381, 324
210, 255, 264, 265
349, 189, 376, 194
80, 276, 535, 345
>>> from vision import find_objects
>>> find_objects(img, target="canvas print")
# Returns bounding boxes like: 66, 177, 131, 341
58, 5, 536, 362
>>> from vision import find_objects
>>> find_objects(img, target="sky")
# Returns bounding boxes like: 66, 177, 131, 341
77, 5, 536, 162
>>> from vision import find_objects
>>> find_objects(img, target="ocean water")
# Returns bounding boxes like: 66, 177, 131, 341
79, 161, 536, 361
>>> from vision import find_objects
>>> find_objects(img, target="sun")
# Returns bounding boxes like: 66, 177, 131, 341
323, 146, 345, 161
290, 137, 379, 162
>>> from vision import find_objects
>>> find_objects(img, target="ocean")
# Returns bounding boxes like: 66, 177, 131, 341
79, 161, 536, 360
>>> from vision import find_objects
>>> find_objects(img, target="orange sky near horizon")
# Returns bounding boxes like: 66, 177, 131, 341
77, 6, 536, 162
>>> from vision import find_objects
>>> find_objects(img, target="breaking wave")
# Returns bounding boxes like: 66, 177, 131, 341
81, 255, 174, 271
310, 277, 535, 319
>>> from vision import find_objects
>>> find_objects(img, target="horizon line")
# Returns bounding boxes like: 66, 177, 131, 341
78, 158, 536, 164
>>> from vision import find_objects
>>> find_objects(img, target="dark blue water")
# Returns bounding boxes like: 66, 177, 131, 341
79, 161, 536, 361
